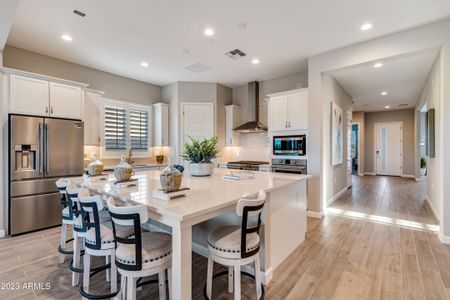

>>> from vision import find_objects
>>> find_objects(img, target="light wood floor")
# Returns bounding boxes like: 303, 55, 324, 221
1, 176, 448, 300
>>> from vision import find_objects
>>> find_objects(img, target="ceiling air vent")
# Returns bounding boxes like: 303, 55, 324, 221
185, 62, 210, 74
73, 10, 86, 17
225, 49, 247, 60
399, 104, 408, 107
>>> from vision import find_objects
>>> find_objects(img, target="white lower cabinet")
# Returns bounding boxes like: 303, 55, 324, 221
83, 89, 103, 146
10, 74, 50, 116
49, 82, 83, 119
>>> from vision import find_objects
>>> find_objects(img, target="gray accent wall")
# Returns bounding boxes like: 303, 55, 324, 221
3, 46, 162, 105
364, 109, 415, 176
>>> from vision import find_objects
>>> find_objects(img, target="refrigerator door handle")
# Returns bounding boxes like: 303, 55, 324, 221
38, 123, 44, 175
45, 123, 49, 174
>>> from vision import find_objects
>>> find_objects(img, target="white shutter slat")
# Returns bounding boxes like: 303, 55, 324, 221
129, 109, 149, 151
104, 106, 128, 150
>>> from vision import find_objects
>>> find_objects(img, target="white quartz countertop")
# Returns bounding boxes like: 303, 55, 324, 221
70, 168, 311, 222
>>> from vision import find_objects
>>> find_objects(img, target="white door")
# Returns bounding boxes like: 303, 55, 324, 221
10, 74, 49, 116
269, 95, 289, 131
182, 103, 213, 146
288, 91, 308, 130
49, 82, 83, 119
376, 122, 403, 176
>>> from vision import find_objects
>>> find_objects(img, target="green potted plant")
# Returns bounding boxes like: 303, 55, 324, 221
420, 157, 427, 176
182, 136, 219, 176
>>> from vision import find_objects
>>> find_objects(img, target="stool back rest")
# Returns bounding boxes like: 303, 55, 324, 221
107, 197, 148, 271
56, 178, 70, 214
66, 183, 87, 232
79, 189, 105, 250
236, 190, 266, 258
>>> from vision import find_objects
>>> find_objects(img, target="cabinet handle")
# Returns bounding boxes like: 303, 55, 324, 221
285, 121, 288, 128
50, 106, 53, 114
98, 136, 100, 143
46, 106, 49, 114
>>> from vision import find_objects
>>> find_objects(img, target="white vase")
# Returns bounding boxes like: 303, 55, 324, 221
189, 162, 214, 176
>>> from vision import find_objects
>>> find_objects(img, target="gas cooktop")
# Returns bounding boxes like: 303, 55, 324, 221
227, 161, 270, 165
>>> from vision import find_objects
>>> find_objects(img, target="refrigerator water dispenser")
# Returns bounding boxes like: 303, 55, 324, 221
14, 144, 37, 172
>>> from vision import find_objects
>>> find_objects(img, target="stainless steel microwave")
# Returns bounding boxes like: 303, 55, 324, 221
273, 135, 306, 156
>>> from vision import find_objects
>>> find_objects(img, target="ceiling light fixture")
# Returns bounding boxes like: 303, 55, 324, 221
381, 91, 388, 96
61, 34, 72, 41
360, 23, 373, 31
373, 62, 383, 68
252, 58, 260, 65
385, 105, 390, 109
140, 62, 148, 67
204, 28, 214, 37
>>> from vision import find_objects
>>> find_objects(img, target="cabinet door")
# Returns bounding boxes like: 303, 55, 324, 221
10, 75, 49, 116
225, 105, 240, 146
83, 91, 101, 145
288, 91, 308, 130
49, 82, 82, 119
153, 103, 169, 146
269, 95, 289, 131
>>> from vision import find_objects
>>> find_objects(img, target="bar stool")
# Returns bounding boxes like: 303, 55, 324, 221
66, 183, 87, 286
56, 178, 73, 264
205, 190, 266, 300
78, 189, 124, 299
107, 197, 172, 300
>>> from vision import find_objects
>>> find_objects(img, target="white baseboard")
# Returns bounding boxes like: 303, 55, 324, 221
401, 174, 415, 178
327, 186, 350, 207
425, 196, 439, 221
358, 173, 364, 177
0, 229, 5, 238
438, 233, 450, 244
364, 172, 376, 176
307, 210, 324, 219
415, 177, 423, 182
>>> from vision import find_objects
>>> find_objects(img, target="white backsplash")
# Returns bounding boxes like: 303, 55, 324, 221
219, 133, 270, 163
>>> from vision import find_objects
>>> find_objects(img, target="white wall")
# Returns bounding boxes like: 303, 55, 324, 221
415, 54, 441, 220
308, 18, 450, 241
322, 74, 353, 203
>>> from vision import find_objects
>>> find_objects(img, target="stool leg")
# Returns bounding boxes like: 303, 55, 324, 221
111, 252, 117, 293
168, 268, 172, 300
255, 255, 262, 299
206, 256, 213, 299
233, 262, 241, 300
106, 255, 111, 282
72, 233, 81, 286
158, 271, 167, 300
126, 276, 136, 300
59, 223, 67, 263
82, 252, 91, 300
228, 266, 234, 293
120, 274, 127, 299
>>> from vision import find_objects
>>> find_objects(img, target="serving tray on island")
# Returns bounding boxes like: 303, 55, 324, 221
153, 187, 190, 201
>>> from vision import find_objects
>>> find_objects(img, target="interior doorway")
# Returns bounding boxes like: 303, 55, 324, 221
375, 122, 403, 176
351, 123, 359, 175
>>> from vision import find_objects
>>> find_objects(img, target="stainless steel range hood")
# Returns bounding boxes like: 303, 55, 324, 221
233, 81, 268, 133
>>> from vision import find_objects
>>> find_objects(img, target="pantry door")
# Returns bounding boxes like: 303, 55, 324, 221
181, 103, 214, 157
375, 122, 403, 176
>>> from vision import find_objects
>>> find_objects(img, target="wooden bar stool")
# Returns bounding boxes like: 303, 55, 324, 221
56, 178, 73, 264
107, 197, 172, 300
78, 189, 122, 300
205, 191, 266, 300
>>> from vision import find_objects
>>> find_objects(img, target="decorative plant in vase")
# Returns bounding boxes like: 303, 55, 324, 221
420, 157, 427, 176
181, 136, 219, 176
156, 152, 165, 164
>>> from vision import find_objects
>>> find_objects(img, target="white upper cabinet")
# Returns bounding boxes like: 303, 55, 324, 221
225, 105, 240, 146
83, 89, 103, 146
10, 74, 49, 116
153, 102, 169, 146
49, 82, 83, 119
268, 88, 308, 131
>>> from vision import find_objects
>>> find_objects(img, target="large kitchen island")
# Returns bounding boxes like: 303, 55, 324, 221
70, 168, 311, 300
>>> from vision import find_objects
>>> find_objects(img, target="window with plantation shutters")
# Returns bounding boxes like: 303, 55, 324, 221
129, 109, 149, 151
104, 106, 127, 150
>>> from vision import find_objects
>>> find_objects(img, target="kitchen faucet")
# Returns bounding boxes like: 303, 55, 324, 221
126, 148, 135, 165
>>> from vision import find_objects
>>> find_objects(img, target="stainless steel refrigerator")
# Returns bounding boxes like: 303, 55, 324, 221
9, 114, 84, 235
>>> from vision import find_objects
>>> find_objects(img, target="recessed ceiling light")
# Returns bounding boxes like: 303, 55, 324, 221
381, 91, 388, 96
385, 105, 390, 109
252, 58, 260, 65
204, 28, 214, 37
140, 62, 148, 67
61, 34, 72, 41
360, 23, 373, 31
373, 62, 383, 68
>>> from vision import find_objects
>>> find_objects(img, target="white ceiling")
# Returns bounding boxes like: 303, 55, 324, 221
330, 49, 439, 112
5, 0, 450, 87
